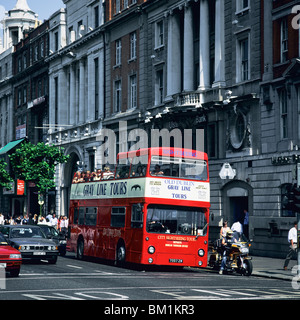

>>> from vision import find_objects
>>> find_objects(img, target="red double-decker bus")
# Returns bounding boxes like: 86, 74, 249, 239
67, 147, 210, 267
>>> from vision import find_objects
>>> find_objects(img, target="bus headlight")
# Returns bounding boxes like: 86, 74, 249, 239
198, 249, 205, 257
148, 246, 155, 254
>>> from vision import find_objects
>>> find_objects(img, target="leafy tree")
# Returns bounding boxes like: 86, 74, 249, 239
9, 141, 69, 195
0, 159, 13, 189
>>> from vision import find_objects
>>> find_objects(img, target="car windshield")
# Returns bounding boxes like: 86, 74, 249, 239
10, 227, 45, 239
40, 226, 59, 237
146, 204, 208, 236
0, 233, 8, 245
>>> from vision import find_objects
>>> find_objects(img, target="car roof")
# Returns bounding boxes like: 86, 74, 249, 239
2, 225, 40, 228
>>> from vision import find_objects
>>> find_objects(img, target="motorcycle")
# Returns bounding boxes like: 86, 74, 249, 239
208, 232, 253, 276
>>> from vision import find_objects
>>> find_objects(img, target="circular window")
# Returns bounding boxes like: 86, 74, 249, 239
230, 112, 246, 149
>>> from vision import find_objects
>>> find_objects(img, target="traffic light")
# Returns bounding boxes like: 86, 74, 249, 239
292, 184, 300, 213
282, 184, 295, 213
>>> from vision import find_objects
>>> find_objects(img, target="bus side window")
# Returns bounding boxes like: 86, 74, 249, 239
85, 207, 97, 226
74, 207, 79, 224
131, 204, 143, 228
111, 207, 126, 227
115, 163, 130, 179
78, 207, 85, 225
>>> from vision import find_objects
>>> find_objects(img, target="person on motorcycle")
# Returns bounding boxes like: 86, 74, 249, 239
219, 230, 237, 275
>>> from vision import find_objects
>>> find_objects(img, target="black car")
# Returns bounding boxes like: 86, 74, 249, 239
0, 225, 58, 264
38, 224, 67, 256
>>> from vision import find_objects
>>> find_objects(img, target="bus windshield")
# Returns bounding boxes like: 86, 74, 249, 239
149, 156, 208, 180
146, 204, 208, 236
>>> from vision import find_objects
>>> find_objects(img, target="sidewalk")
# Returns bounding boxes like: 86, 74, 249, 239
252, 256, 299, 281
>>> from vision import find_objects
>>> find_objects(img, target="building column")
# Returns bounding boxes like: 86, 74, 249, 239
183, 3, 194, 92
79, 59, 85, 123
58, 68, 68, 126
166, 11, 181, 99
99, 48, 104, 119
87, 53, 95, 122
198, 0, 210, 91
213, 0, 226, 88
69, 63, 76, 125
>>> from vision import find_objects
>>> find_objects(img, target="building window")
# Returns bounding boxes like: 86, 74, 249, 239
129, 74, 137, 109
23, 54, 27, 70
236, 36, 249, 82
279, 89, 288, 139
40, 41, 44, 58
130, 32, 137, 60
236, 0, 249, 12
54, 32, 59, 51
240, 38, 249, 81
94, 6, 99, 28
115, 39, 122, 66
155, 20, 164, 48
116, 0, 120, 14
124, 0, 128, 9
155, 69, 164, 105
281, 19, 288, 63
114, 80, 121, 113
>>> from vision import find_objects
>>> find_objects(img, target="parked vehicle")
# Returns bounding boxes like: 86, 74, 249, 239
0, 225, 58, 264
0, 233, 22, 277
38, 224, 67, 256
208, 232, 253, 276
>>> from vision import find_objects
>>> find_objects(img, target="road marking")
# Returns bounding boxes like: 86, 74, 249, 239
191, 289, 230, 297
217, 289, 256, 296
67, 264, 83, 269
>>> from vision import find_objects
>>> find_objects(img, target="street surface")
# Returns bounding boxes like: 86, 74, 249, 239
0, 253, 299, 302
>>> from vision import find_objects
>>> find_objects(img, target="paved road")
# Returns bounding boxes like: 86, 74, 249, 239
1, 253, 299, 301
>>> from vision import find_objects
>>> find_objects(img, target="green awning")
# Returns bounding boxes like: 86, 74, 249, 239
0, 138, 25, 155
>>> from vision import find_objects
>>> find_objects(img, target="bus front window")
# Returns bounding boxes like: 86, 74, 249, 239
146, 205, 207, 236
149, 156, 208, 180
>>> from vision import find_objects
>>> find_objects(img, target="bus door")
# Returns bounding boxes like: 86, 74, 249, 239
129, 204, 144, 261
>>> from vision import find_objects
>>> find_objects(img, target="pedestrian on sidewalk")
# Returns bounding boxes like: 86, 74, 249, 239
283, 221, 298, 270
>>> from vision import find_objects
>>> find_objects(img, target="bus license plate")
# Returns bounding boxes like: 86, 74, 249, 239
169, 259, 183, 263
33, 252, 46, 255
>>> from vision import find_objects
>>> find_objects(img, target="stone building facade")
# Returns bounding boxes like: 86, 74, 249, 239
1, 0, 300, 257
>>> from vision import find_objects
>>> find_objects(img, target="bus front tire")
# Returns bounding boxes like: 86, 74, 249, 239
116, 244, 126, 266
77, 239, 84, 260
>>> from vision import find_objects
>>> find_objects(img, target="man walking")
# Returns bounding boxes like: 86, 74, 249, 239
283, 221, 298, 270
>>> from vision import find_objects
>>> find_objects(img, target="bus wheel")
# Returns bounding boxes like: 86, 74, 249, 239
116, 244, 126, 266
77, 239, 84, 260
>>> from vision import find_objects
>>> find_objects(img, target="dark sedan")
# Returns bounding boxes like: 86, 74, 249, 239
0, 225, 58, 264
38, 224, 67, 256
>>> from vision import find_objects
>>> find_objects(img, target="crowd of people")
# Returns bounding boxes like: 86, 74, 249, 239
72, 167, 114, 183
0, 212, 68, 235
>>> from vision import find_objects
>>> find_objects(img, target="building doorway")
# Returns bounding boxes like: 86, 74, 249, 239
222, 181, 252, 238
229, 196, 248, 224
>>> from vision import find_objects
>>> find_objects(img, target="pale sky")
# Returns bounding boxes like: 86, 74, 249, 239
1, 0, 65, 21
0, 0, 65, 45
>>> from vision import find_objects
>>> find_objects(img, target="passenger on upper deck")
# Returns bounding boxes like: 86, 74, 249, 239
151, 164, 164, 176
93, 169, 102, 181
102, 166, 114, 180
72, 171, 81, 183
131, 164, 146, 177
